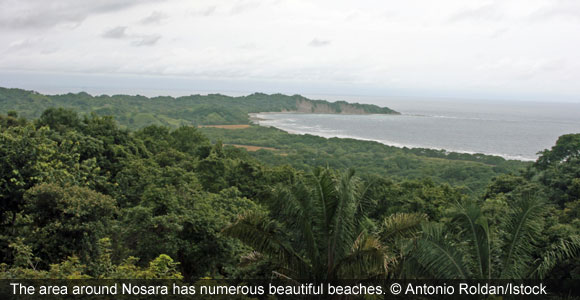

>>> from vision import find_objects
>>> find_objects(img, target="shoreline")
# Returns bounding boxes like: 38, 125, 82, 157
248, 111, 393, 122
248, 112, 535, 162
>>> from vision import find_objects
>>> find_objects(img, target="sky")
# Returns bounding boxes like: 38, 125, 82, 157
1, 0, 579, 102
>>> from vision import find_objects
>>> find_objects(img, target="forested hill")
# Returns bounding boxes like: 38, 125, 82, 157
0, 87, 398, 129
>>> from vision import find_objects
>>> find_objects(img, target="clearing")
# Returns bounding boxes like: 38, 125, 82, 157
228, 144, 279, 152
198, 124, 251, 129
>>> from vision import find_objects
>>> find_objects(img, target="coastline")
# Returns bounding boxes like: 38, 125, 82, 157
248, 112, 535, 162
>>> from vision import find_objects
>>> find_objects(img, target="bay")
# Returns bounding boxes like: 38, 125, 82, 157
252, 99, 580, 161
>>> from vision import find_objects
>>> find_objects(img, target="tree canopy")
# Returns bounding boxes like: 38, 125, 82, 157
0, 105, 578, 287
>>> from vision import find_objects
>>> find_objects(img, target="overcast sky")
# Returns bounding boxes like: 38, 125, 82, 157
1, 0, 579, 102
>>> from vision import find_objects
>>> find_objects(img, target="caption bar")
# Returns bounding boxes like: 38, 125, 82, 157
2, 279, 576, 299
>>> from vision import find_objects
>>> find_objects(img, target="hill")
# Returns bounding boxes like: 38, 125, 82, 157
0, 87, 398, 130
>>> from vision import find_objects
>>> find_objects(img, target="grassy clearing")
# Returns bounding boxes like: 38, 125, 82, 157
199, 125, 251, 129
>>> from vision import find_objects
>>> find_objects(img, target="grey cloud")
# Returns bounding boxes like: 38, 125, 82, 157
140, 11, 167, 24
8, 38, 41, 50
489, 28, 509, 38
4, 38, 42, 54
0, 0, 162, 29
309, 38, 331, 47
191, 6, 216, 17
3, 37, 59, 56
40, 47, 59, 55
379, 10, 399, 21
230, 0, 261, 15
527, 1, 580, 21
102, 26, 128, 39
131, 35, 161, 47
448, 3, 502, 22
238, 42, 257, 50
101, 26, 160, 46
539, 59, 567, 72
189, 69, 249, 78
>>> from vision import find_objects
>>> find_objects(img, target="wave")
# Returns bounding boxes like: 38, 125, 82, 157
257, 120, 536, 161
423, 114, 496, 122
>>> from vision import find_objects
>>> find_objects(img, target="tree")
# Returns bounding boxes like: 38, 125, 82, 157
36, 108, 82, 132
533, 134, 580, 207
20, 183, 118, 269
535, 134, 580, 170
170, 126, 211, 157
196, 142, 228, 193
409, 195, 580, 279
224, 168, 421, 282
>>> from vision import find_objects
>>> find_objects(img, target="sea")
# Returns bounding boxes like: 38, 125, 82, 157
252, 98, 580, 161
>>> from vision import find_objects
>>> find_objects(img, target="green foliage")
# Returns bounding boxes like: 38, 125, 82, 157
36, 107, 82, 132
110, 254, 183, 279
0, 122, 105, 227
201, 126, 527, 195
0, 105, 577, 283
532, 134, 580, 207
409, 195, 580, 280
224, 168, 392, 282
21, 183, 118, 269
0, 87, 398, 129
0, 253, 183, 279
535, 133, 580, 170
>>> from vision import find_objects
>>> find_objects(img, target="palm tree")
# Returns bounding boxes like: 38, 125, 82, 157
224, 168, 424, 282
408, 195, 580, 279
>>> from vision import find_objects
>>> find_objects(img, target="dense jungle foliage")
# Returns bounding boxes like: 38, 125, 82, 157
0, 91, 578, 287
200, 126, 525, 196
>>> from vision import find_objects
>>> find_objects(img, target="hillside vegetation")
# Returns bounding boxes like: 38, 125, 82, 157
0, 87, 398, 130
0, 109, 577, 286
200, 125, 527, 195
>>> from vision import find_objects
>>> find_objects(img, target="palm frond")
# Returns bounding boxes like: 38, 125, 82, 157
411, 223, 470, 279
334, 233, 388, 279
531, 235, 580, 279
272, 182, 321, 268
500, 194, 545, 279
450, 201, 491, 279
239, 251, 264, 267
308, 168, 336, 242
307, 168, 338, 276
222, 211, 310, 278
381, 212, 428, 244
354, 175, 375, 223
328, 169, 359, 272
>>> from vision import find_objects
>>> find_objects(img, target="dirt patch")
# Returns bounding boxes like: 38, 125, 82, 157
228, 144, 278, 152
199, 124, 251, 129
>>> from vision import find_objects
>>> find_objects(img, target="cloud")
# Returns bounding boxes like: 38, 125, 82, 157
0, 0, 162, 29
131, 35, 161, 47
191, 6, 216, 17
527, 0, 580, 22
101, 26, 161, 46
447, 3, 503, 23
8, 38, 41, 50
102, 26, 128, 39
3, 37, 58, 55
489, 27, 509, 38
230, 0, 261, 15
140, 11, 167, 25
309, 38, 331, 47
1, 0, 579, 101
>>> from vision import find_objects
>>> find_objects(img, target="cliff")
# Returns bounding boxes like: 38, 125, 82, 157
282, 98, 399, 115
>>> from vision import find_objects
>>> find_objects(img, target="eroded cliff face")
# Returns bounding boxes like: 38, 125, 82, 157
290, 99, 367, 114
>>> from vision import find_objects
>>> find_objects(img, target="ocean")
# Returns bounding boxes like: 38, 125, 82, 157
252, 98, 580, 161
